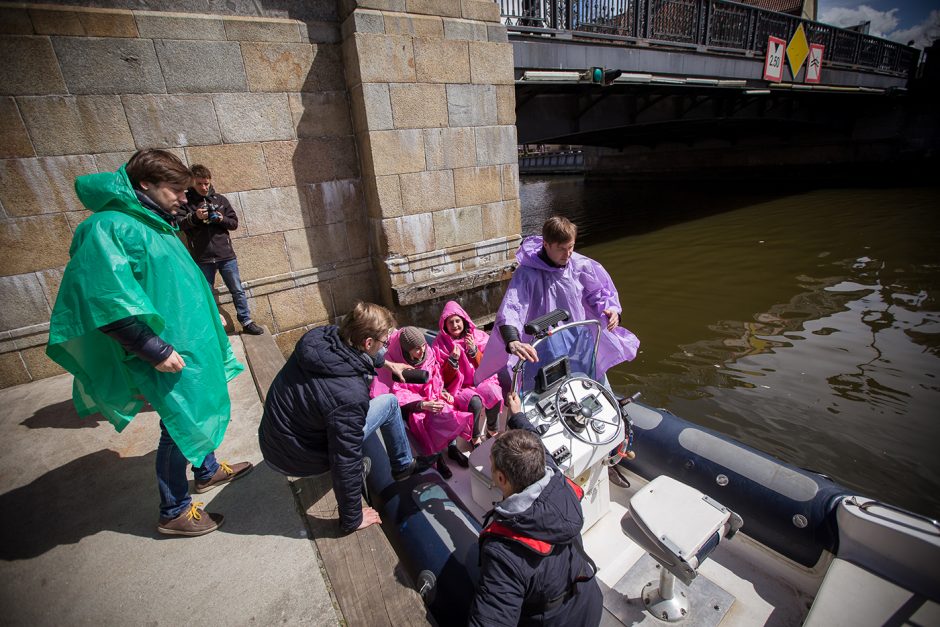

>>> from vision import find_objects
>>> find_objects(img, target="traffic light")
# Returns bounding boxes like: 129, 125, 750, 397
582, 67, 622, 86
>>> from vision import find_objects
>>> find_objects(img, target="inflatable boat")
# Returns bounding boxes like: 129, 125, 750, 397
362, 311, 940, 626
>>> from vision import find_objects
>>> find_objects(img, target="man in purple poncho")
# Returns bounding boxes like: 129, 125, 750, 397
476, 216, 639, 390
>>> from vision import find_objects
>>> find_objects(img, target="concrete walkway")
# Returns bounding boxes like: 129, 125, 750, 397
0, 336, 340, 626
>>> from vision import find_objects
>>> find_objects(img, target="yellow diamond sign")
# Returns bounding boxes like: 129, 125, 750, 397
787, 24, 810, 78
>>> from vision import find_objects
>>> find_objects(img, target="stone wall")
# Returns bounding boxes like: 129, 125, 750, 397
0, 1, 521, 389
0, 2, 368, 387
340, 0, 520, 327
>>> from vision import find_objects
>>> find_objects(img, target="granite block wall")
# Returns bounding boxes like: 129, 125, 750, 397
0, 2, 372, 386
341, 0, 520, 322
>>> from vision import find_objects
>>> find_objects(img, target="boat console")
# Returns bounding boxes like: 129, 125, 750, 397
467, 366, 625, 529
468, 312, 627, 531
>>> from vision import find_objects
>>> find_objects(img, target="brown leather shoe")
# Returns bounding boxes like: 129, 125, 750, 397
194, 460, 253, 494
157, 502, 223, 537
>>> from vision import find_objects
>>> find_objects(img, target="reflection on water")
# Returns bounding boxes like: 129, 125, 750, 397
521, 177, 940, 518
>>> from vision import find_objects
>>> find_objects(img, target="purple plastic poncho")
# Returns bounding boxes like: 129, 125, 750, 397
431, 301, 503, 414
371, 329, 473, 455
476, 236, 640, 385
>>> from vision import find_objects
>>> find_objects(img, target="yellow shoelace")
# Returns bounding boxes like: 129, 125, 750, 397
187, 502, 206, 521
219, 461, 234, 476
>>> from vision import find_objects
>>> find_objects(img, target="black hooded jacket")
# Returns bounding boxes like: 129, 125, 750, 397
258, 325, 377, 532
177, 187, 238, 263
469, 414, 603, 627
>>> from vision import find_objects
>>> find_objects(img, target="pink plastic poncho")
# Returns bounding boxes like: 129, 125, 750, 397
431, 301, 504, 413
371, 329, 473, 455
476, 236, 640, 384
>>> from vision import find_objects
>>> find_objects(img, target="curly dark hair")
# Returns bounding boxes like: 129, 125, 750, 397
190, 164, 212, 179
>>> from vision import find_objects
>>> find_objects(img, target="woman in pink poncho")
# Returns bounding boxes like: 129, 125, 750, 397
431, 301, 504, 460
371, 326, 472, 479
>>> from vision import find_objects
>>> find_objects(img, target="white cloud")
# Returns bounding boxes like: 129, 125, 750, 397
819, 5, 940, 49
887, 9, 940, 49
818, 5, 900, 38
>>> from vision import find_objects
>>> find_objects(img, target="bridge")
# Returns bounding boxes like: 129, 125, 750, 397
499, 0, 922, 148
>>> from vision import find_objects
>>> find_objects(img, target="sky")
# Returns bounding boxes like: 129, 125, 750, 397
816, 0, 940, 48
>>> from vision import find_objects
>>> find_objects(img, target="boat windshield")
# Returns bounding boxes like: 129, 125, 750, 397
516, 320, 601, 395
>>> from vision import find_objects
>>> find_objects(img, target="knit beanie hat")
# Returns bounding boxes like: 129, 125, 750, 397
399, 326, 426, 356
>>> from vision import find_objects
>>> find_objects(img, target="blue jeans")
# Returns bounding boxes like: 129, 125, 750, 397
199, 258, 252, 325
156, 421, 220, 519
366, 394, 413, 472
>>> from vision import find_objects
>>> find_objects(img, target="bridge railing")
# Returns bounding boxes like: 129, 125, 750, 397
499, 0, 918, 77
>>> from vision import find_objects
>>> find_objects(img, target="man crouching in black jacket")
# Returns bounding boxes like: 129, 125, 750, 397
470, 393, 603, 626
258, 302, 435, 533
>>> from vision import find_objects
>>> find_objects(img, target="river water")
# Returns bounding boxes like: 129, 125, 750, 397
520, 176, 940, 519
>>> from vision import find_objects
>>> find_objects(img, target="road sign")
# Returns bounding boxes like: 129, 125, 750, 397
806, 44, 824, 83
764, 37, 785, 82
787, 24, 810, 78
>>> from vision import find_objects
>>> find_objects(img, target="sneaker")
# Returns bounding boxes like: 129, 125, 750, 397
435, 455, 452, 479
392, 454, 437, 481
157, 502, 223, 537
194, 460, 253, 494
242, 322, 264, 335
447, 443, 469, 468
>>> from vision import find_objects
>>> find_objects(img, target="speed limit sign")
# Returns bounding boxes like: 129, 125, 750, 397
764, 36, 785, 82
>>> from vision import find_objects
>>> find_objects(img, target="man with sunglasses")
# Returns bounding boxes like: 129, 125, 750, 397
258, 302, 435, 533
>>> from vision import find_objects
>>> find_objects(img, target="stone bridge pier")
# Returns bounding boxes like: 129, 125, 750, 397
0, 0, 521, 388
342, 0, 521, 325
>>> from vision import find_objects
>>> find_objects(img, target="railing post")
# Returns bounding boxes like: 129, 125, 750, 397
746, 7, 755, 51
700, 0, 709, 46
628, 0, 643, 38
567, 0, 574, 31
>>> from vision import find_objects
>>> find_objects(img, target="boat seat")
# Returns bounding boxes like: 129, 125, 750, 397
620, 475, 742, 621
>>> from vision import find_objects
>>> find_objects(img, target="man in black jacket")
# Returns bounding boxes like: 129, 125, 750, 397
469, 393, 603, 627
258, 302, 434, 533
178, 164, 263, 335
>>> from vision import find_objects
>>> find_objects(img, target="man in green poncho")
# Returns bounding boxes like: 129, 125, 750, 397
47, 149, 252, 537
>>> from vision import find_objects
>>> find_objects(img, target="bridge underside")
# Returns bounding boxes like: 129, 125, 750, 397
515, 80, 936, 180
510, 32, 930, 178
515, 82, 905, 147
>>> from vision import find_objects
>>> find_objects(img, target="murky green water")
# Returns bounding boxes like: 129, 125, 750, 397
521, 176, 940, 518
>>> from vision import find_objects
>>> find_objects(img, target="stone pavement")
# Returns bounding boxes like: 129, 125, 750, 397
0, 336, 340, 626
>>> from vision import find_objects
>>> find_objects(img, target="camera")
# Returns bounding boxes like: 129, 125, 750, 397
206, 203, 223, 222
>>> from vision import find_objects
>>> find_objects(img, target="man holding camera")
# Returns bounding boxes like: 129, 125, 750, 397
178, 164, 263, 335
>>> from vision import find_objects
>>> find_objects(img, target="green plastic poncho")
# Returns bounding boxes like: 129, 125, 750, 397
46, 166, 244, 466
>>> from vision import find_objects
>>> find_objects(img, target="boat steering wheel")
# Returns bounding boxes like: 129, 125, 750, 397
553, 375, 622, 446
